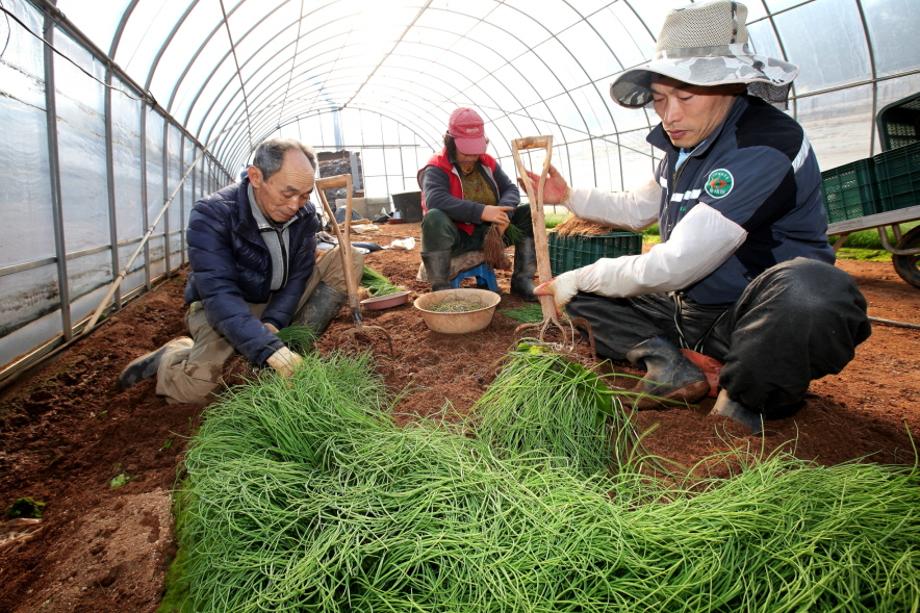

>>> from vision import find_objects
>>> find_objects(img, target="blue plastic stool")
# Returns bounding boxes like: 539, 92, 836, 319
449, 262, 499, 292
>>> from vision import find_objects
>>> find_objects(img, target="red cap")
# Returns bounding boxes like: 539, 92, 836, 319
447, 107, 487, 155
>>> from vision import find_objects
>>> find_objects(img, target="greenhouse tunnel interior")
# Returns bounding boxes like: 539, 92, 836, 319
1, 0, 919, 383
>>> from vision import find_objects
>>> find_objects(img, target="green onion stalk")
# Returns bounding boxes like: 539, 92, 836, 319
361, 266, 403, 297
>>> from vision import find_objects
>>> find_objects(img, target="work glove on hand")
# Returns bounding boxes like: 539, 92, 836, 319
265, 346, 302, 378
533, 270, 579, 313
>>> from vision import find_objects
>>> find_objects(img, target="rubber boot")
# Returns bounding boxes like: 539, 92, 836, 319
421, 250, 452, 291
625, 336, 710, 409
710, 389, 764, 434
118, 336, 192, 390
510, 237, 537, 301
295, 282, 346, 336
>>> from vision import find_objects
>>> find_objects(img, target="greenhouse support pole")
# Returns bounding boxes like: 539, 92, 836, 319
103, 69, 121, 310
162, 120, 171, 276
180, 136, 187, 266
42, 13, 72, 341
140, 108, 151, 290
86, 149, 208, 330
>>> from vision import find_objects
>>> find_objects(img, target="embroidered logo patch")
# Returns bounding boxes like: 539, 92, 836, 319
704, 168, 734, 199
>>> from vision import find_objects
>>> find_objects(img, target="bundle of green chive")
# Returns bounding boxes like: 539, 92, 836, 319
361, 265, 403, 297
164, 349, 920, 612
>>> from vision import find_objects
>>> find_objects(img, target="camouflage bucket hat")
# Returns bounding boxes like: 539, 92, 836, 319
610, 0, 798, 108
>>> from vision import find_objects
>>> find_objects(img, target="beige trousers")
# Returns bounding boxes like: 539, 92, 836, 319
155, 246, 363, 404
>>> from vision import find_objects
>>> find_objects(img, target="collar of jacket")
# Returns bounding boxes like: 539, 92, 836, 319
646, 94, 751, 159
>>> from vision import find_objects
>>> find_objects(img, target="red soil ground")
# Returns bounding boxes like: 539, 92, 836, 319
1, 222, 917, 612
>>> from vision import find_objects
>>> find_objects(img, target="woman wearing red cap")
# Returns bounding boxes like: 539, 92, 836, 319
417, 107, 537, 299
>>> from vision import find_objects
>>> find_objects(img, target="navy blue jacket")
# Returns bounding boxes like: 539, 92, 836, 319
651, 95, 834, 304
184, 178, 320, 365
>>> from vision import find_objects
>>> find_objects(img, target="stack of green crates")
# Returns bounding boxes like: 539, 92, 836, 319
548, 231, 643, 276
821, 159, 879, 223
873, 141, 920, 213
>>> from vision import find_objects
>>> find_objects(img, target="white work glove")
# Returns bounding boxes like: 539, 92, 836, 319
265, 346, 302, 378
533, 270, 579, 311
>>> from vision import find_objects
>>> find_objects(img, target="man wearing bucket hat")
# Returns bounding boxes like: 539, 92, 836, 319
418, 108, 537, 299
529, 0, 870, 433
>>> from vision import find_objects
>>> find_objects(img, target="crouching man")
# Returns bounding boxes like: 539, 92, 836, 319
529, 1, 871, 433
118, 138, 362, 404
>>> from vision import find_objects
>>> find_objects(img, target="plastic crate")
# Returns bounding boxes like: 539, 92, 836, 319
821, 159, 878, 223
873, 142, 920, 213
548, 231, 643, 276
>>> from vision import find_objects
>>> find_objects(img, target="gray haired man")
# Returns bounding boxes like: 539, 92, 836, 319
530, 1, 870, 432
118, 138, 363, 404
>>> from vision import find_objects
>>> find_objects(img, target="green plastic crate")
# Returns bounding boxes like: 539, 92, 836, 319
821, 159, 878, 223
873, 142, 920, 213
548, 231, 643, 276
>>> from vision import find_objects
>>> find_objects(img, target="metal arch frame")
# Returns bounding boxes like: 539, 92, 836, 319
287, 105, 436, 154
218, 66, 550, 171
172, 1, 354, 135
34, 0, 908, 187
220, 94, 446, 171
494, 2, 618, 188
209, 45, 538, 172
106, 0, 227, 191
223, 92, 460, 172
27, 0, 224, 318
621, 0, 675, 174
562, 0, 631, 189
207, 20, 577, 179
217, 0, 253, 151
109, 0, 153, 289
109, 0, 224, 289
213, 46, 543, 168
222, 90, 449, 170
160, 0, 341, 118
172, 6, 568, 179
749, 0, 883, 160
275, 0, 306, 129
41, 9, 71, 341
607, 0, 660, 147
373, 7, 586, 184
853, 0, 879, 156
748, 0, 800, 120
190, 19, 472, 155
141, 0, 201, 280
136, 1, 626, 189
340, 0, 432, 110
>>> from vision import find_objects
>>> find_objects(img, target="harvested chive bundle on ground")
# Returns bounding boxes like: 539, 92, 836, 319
474, 344, 639, 477
361, 265, 403, 296
166, 353, 920, 612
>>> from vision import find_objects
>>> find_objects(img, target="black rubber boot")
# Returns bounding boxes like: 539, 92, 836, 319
421, 250, 452, 291
510, 237, 537, 301
118, 337, 191, 390
710, 389, 764, 434
625, 336, 710, 409
295, 282, 346, 336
